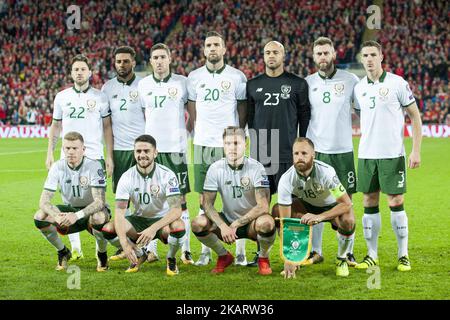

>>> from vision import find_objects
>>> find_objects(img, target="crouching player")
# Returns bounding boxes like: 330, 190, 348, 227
34, 131, 110, 271
191, 127, 275, 275
273, 137, 355, 278
101, 134, 185, 276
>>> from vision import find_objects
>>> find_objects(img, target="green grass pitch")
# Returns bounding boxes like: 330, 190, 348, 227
0, 137, 449, 300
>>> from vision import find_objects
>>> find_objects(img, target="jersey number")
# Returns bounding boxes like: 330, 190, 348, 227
120, 99, 127, 111
370, 96, 376, 109
139, 192, 151, 204
154, 96, 166, 108
205, 89, 219, 101
323, 92, 331, 103
264, 93, 280, 106
303, 189, 317, 198
232, 186, 243, 199
177, 172, 187, 188
71, 185, 81, 198
69, 107, 85, 119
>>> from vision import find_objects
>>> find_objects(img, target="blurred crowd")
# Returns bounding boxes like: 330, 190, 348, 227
0, 0, 448, 126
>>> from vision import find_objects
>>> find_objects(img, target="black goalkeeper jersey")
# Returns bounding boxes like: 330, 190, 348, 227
247, 71, 311, 164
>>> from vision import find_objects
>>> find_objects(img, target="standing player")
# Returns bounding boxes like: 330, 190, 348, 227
273, 137, 355, 278
304, 37, 359, 266
46, 54, 114, 261
138, 43, 193, 265
191, 127, 275, 275
101, 46, 159, 262
34, 132, 110, 271
101, 134, 186, 275
353, 41, 422, 271
246, 40, 311, 266
187, 32, 248, 266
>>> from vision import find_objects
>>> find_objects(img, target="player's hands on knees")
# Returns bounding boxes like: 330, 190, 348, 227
54, 213, 65, 226
300, 213, 322, 226
283, 262, 297, 279
137, 227, 156, 246
219, 224, 237, 244
106, 158, 114, 178
408, 151, 421, 169
124, 244, 138, 265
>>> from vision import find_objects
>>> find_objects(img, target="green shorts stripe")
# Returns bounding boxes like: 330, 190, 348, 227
193, 145, 224, 193
357, 157, 406, 194
155, 153, 190, 195
113, 150, 136, 194
316, 151, 357, 194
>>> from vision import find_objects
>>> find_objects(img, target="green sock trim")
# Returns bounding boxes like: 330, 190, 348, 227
193, 230, 209, 237
170, 229, 186, 239
338, 224, 355, 236
101, 229, 117, 240
390, 204, 405, 212
181, 203, 188, 211
92, 223, 106, 231
364, 206, 379, 214
258, 228, 276, 237
34, 219, 51, 229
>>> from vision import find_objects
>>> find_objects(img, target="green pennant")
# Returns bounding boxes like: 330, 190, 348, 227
279, 218, 312, 265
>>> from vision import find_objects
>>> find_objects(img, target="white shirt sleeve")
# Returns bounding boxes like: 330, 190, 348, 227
115, 173, 131, 201
253, 163, 270, 188
235, 71, 247, 100
277, 173, 293, 206
165, 171, 181, 197
90, 161, 106, 188
397, 78, 416, 107
203, 164, 219, 192
187, 74, 197, 101
353, 85, 361, 110
52, 93, 63, 120
99, 92, 111, 118
43, 162, 60, 191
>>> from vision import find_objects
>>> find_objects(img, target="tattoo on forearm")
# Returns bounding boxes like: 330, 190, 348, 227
167, 195, 182, 209
82, 187, 105, 217
203, 192, 223, 225
40, 190, 60, 217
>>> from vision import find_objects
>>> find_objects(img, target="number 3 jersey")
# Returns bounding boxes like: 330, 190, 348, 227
53, 87, 110, 159
115, 163, 181, 218
44, 157, 106, 207
203, 157, 270, 222
277, 160, 346, 208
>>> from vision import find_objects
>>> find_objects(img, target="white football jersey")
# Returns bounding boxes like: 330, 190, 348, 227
138, 73, 188, 153
203, 157, 269, 222
115, 163, 181, 218
44, 157, 106, 208
278, 160, 346, 207
306, 69, 359, 153
101, 75, 145, 151
187, 65, 247, 147
354, 71, 416, 159
53, 86, 110, 159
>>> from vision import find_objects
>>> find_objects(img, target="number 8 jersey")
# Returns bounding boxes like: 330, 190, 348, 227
277, 160, 346, 207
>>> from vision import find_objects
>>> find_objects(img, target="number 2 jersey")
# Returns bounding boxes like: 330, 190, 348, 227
115, 163, 181, 218
277, 160, 346, 207
44, 157, 106, 207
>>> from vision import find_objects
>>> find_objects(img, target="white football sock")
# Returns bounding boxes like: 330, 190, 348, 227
68, 232, 81, 253
390, 209, 409, 258
181, 209, 191, 252
311, 222, 324, 255
362, 210, 381, 260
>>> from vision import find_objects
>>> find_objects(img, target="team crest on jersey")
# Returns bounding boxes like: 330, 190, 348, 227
312, 182, 324, 194
379, 87, 389, 101
168, 87, 178, 100
79, 176, 89, 189
240, 176, 251, 190
129, 90, 139, 102
281, 85, 291, 99
150, 184, 160, 197
334, 83, 345, 96
221, 81, 231, 93
86, 99, 96, 112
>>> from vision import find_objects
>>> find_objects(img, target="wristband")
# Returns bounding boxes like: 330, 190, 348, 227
75, 210, 85, 220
